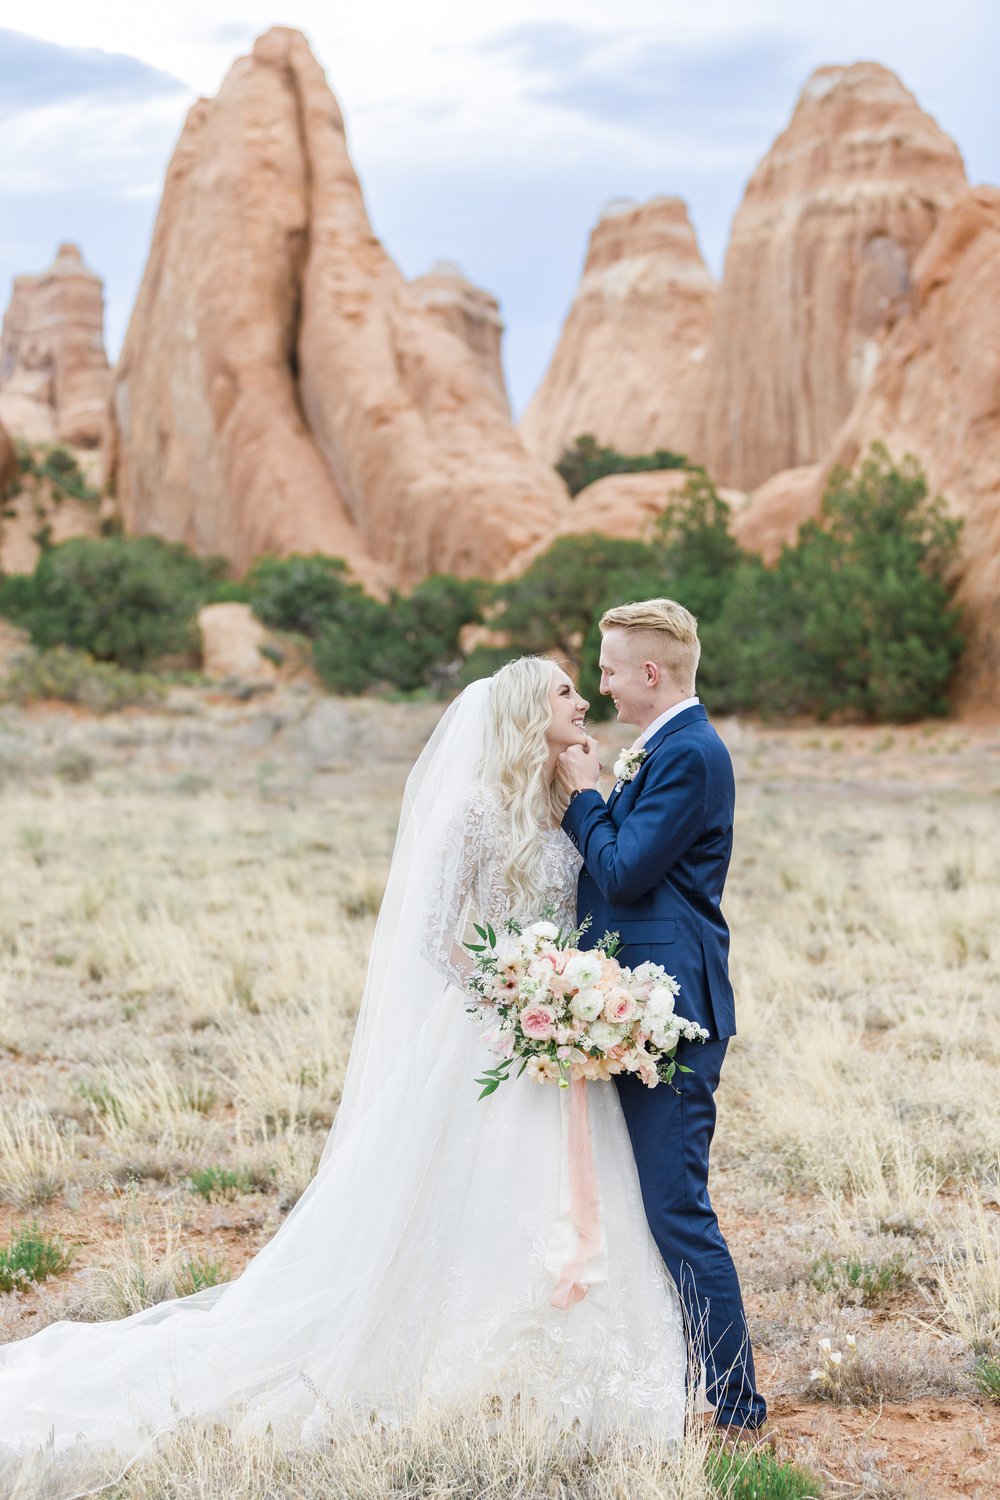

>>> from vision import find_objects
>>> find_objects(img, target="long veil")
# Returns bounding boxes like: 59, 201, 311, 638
0, 680, 497, 1496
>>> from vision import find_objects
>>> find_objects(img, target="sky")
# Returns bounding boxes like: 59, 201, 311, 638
0, 1, 997, 416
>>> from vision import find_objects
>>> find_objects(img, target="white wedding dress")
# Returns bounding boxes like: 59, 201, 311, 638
0, 682, 686, 1497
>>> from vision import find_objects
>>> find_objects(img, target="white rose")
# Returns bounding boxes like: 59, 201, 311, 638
563, 953, 602, 989
589, 1019, 626, 1051
524, 920, 560, 941
651, 1026, 679, 1053
569, 988, 604, 1023
646, 984, 677, 1020
612, 757, 628, 781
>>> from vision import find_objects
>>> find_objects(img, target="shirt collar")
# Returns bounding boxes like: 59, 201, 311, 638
638, 697, 700, 746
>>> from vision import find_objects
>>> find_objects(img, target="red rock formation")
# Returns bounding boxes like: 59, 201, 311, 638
409, 262, 508, 409
731, 189, 1000, 716
698, 63, 966, 490
197, 602, 278, 685
0, 244, 112, 448
822, 187, 1000, 716
113, 28, 566, 584
730, 465, 822, 562
520, 197, 715, 464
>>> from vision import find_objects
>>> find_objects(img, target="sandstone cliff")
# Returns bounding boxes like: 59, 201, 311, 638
731, 188, 1000, 716
112, 28, 566, 584
698, 63, 966, 490
0, 243, 112, 449
823, 187, 1000, 716
520, 197, 715, 464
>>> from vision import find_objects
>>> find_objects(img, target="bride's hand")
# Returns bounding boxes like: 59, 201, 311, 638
556, 735, 601, 794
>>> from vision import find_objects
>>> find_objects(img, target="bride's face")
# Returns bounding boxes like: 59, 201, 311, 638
545, 668, 589, 752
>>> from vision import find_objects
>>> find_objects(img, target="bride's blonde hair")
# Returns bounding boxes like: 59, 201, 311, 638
481, 656, 570, 914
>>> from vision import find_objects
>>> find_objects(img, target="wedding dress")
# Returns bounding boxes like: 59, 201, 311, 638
0, 681, 686, 1497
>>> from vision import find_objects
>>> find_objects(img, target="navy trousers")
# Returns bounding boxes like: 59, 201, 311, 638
613, 1036, 766, 1429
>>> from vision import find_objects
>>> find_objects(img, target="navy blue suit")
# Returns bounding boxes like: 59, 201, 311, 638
561, 704, 765, 1429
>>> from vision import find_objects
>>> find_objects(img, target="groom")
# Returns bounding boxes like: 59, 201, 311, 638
557, 597, 767, 1436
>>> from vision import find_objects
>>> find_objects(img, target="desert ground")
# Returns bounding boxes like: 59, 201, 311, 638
1, 683, 999, 1497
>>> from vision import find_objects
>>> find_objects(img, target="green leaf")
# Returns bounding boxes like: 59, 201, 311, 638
676, 1062, 693, 1074
486, 923, 497, 947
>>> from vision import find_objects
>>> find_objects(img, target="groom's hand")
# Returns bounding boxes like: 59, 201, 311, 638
556, 736, 601, 794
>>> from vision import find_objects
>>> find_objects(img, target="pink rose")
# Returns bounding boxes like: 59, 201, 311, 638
603, 990, 638, 1025
520, 1004, 558, 1041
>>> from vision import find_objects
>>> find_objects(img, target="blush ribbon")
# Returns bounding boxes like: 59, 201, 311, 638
548, 1074, 606, 1308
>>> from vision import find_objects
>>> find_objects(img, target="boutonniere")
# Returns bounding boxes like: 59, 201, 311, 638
612, 746, 647, 792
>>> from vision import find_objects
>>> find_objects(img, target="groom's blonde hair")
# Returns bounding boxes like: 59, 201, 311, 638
599, 599, 700, 693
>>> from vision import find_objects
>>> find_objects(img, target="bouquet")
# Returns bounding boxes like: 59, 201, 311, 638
464, 914, 709, 1098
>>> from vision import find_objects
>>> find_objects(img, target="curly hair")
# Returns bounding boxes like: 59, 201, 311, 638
480, 656, 569, 914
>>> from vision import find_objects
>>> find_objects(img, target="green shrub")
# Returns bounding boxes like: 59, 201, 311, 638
713, 445, 964, 721
496, 445, 962, 725
247, 556, 485, 696
487, 483, 742, 719
0, 646, 168, 712
496, 532, 657, 663
175, 1257, 229, 1295
0, 535, 231, 669
0, 1222, 74, 1292
244, 553, 367, 638
808, 1250, 911, 1306
705, 1444, 820, 1499
556, 433, 689, 497
7, 443, 99, 506
187, 1165, 275, 1201
974, 1355, 1000, 1402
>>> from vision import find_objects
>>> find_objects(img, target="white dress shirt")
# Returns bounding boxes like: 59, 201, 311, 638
637, 696, 700, 746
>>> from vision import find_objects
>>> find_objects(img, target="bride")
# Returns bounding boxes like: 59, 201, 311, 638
0, 657, 687, 1494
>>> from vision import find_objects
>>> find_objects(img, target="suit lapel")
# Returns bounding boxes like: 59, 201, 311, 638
604, 706, 706, 811
607, 705, 707, 806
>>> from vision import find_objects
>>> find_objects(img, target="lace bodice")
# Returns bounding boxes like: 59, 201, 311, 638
425, 783, 583, 992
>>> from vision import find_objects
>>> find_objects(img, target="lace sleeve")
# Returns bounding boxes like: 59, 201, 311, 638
421, 786, 501, 996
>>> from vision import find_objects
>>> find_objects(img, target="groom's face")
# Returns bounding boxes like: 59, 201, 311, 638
598, 629, 648, 725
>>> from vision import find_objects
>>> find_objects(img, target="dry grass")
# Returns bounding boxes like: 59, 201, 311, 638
1, 695, 999, 1495
5, 1400, 735, 1500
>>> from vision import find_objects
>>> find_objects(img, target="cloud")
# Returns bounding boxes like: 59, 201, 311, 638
0, 28, 186, 119
0, 31, 192, 360
0, 29, 191, 198
480, 20, 810, 142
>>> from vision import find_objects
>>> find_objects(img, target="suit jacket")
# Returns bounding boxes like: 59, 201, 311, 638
561, 704, 737, 1040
